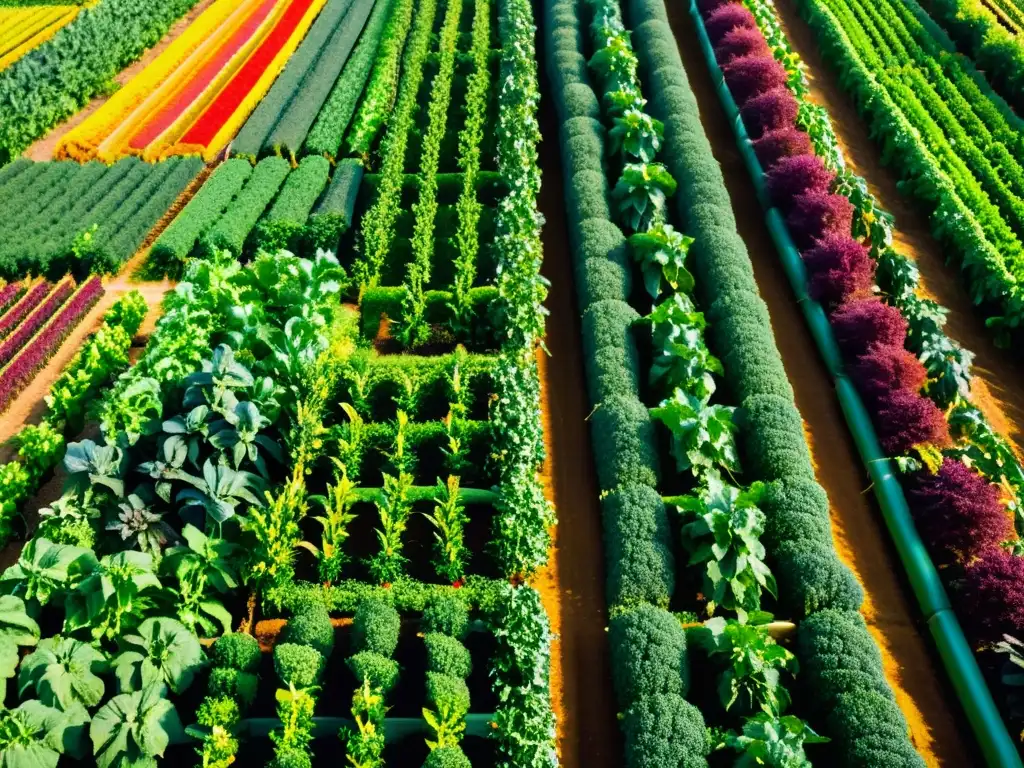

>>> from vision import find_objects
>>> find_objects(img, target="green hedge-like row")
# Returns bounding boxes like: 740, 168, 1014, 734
252, 155, 331, 253
0, 0, 201, 163
149, 158, 253, 269
303, 0, 394, 159
267, 0, 378, 159
305, 158, 364, 252
541, 1, 705, 766
0, 157, 200, 277
231, 0, 359, 160
199, 156, 291, 257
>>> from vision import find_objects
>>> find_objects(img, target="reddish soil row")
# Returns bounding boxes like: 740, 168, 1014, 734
664, 3, 975, 765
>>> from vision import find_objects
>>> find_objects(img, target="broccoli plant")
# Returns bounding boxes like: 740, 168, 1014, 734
629, 222, 694, 298
647, 293, 721, 398
694, 618, 797, 717
650, 390, 739, 476
613, 162, 677, 232
676, 473, 774, 621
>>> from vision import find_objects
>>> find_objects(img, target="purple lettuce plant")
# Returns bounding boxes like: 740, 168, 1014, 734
714, 26, 772, 65
0, 281, 50, 341
723, 54, 789, 105
960, 548, 1024, 644
830, 298, 908, 358
752, 127, 813, 169
766, 154, 833, 211
801, 234, 874, 307
872, 387, 950, 455
0, 280, 74, 368
849, 342, 927, 406
786, 190, 854, 248
705, 3, 757, 46
740, 87, 800, 139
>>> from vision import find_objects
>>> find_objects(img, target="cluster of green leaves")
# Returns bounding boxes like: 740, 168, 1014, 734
398, 0, 463, 348
451, 0, 493, 332
199, 157, 291, 258
357, 0, 439, 287
346, 0, 416, 156
190, 632, 261, 768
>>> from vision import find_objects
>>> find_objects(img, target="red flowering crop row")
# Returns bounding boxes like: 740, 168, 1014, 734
0, 278, 73, 369
701, 0, 1023, 644
0, 276, 103, 415
0, 281, 24, 317
0, 280, 49, 341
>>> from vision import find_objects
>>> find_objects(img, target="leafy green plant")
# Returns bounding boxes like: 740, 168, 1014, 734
424, 476, 469, 584
245, 471, 307, 606
111, 617, 204, 694
90, 683, 184, 768
63, 551, 164, 643
588, 32, 639, 94
19, 637, 106, 710
106, 493, 177, 558
0, 595, 39, 696
716, 713, 827, 767
64, 439, 124, 499
613, 162, 677, 232
37, 490, 101, 548
337, 402, 367, 482
0, 699, 90, 766
647, 293, 721, 398
341, 677, 387, 768
629, 223, 694, 298
304, 463, 357, 584
676, 473, 775, 620
270, 684, 317, 768
191, 696, 240, 768
178, 459, 265, 526
609, 108, 664, 163
995, 634, 1024, 719
387, 410, 414, 476
0, 537, 96, 611
694, 618, 797, 717
161, 524, 239, 635
367, 472, 414, 585
650, 390, 739, 475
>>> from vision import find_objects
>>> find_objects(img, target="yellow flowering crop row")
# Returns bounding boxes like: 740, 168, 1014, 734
0, 6, 81, 73
54, 0, 246, 161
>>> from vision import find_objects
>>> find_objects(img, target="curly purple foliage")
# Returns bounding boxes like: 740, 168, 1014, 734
786, 190, 854, 248
802, 234, 875, 307
714, 27, 772, 65
765, 154, 833, 211
698, 0, 733, 16
830, 297, 908, 358
907, 458, 1010, 567
960, 548, 1024, 644
723, 54, 789, 105
740, 87, 800, 139
872, 387, 951, 455
752, 126, 813, 170
849, 342, 927, 405
704, 3, 757, 46
0, 277, 103, 415
0, 281, 50, 341
0, 279, 74, 368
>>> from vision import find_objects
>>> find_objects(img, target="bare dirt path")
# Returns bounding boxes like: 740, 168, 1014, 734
23, 0, 220, 161
770, 0, 1024, 458
664, 4, 975, 765
529, 51, 623, 768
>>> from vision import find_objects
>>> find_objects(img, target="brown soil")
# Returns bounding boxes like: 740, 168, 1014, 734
22, 0, 221, 162
665, 4, 975, 766
529, 68, 622, 768
771, 0, 1024, 459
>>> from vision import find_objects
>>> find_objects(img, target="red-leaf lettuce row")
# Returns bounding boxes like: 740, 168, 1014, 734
739, 86, 800, 139
0, 280, 50, 341
959, 548, 1024, 644
722, 54, 789, 104
752, 126, 813, 169
801, 235, 874, 307
786, 190, 855, 249
765, 154, 833, 212
704, 3, 758, 45
906, 458, 1011, 568
0, 277, 103, 415
0, 279, 74, 368
715, 27, 772, 65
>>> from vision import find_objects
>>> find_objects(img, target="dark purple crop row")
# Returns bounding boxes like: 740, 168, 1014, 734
0, 276, 103, 415
701, 0, 1023, 644
0, 279, 74, 370
0, 282, 24, 317
0, 280, 51, 341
